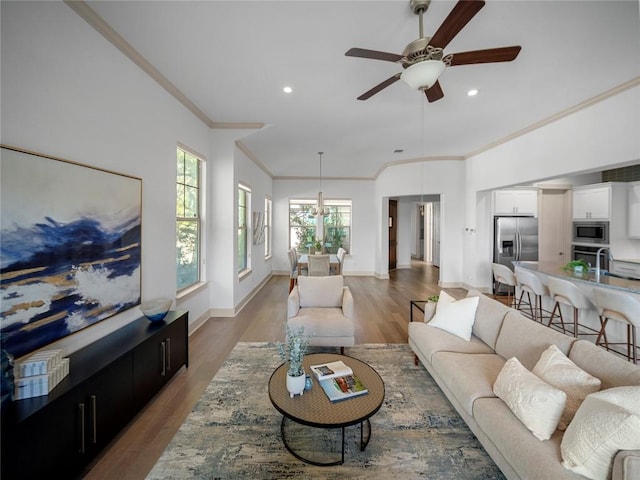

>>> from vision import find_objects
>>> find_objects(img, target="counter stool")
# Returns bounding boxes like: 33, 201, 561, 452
514, 267, 551, 323
492, 263, 517, 308
592, 287, 640, 364
547, 277, 598, 338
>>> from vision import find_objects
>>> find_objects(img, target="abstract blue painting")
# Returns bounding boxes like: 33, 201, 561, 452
0, 146, 142, 359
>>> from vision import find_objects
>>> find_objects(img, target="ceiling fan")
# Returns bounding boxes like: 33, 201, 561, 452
345, 0, 521, 102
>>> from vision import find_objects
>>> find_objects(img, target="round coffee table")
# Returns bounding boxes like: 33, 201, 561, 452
268, 353, 385, 466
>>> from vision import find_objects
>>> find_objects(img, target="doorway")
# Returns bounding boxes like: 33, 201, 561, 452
389, 199, 397, 270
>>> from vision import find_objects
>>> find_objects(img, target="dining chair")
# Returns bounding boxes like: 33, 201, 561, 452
308, 254, 330, 276
287, 249, 298, 292
333, 247, 347, 274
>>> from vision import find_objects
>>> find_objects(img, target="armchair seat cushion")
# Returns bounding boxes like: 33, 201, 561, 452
288, 308, 355, 338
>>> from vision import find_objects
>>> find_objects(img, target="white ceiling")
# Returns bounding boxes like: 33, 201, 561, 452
84, 0, 640, 179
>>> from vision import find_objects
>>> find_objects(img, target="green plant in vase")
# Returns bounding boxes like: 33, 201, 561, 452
313, 240, 323, 253
277, 325, 309, 377
562, 259, 589, 274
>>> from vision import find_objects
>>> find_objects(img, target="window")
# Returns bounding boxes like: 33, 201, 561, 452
289, 198, 351, 254
264, 196, 272, 258
238, 184, 251, 273
289, 199, 317, 252
176, 147, 202, 291
323, 199, 352, 254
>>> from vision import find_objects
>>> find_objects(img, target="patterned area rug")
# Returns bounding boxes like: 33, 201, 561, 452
147, 343, 505, 480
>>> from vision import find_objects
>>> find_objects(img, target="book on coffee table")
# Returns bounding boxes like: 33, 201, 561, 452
310, 360, 352, 380
319, 374, 368, 402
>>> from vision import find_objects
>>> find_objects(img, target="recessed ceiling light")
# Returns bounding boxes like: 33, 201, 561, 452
283, 86, 293, 94
467, 89, 479, 97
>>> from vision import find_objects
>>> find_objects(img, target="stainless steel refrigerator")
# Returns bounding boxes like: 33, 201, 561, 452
493, 216, 538, 293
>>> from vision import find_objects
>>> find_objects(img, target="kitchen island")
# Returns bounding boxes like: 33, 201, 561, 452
513, 261, 639, 358
513, 261, 640, 295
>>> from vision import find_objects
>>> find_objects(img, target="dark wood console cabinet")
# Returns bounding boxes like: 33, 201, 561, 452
1, 311, 188, 479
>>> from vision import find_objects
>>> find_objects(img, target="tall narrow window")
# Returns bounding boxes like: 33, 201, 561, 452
238, 184, 251, 273
323, 199, 352, 254
264, 196, 272, 258
289, 199, 317, 253
176, 147, 202, 291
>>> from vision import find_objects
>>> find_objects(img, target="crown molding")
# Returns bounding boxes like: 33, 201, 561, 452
463, 76, 640, 160
235, 141, 273, 178
65, 1, 263, 131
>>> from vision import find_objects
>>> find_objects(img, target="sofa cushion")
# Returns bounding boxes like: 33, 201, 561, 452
495, 311, 575, 370
493, 357, 566, 441
297, 275, 344, 308
428, 291, 479, 341
408, 322, 495, 364
568, 340, 640, 390
532, 344, 601, 430
431, 351, 505, 416
474, 397, 585, 480
466, 290, 512, 349
561, 386, 640, 480
288, 308, 354, 338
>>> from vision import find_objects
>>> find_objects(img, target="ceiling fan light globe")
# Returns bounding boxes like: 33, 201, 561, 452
400, 60, 446, 90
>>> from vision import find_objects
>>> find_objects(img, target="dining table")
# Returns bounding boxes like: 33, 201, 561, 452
297, 253, 340, 276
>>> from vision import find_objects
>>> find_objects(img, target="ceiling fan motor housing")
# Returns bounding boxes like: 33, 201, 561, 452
402, 37, 448, 68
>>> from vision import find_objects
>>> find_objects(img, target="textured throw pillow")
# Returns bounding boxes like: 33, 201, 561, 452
493, 357, 566, 441
428, 291, 479, 341
532, 344, 601, 430
561, 386, 640, 480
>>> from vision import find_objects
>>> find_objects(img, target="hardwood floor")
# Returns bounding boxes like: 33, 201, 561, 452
82, 260, 464, 479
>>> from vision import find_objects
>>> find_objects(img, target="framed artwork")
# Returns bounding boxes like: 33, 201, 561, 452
252, 211, 265, 245
0, 146, 142, 359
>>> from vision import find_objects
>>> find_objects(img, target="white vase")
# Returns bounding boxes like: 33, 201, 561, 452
286, 372, 306, 398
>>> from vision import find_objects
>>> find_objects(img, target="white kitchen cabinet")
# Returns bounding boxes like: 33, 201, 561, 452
610, 260, 640, 280
629, 181, 640, 238
493, 189, 538, 216
572, 185, 611, 220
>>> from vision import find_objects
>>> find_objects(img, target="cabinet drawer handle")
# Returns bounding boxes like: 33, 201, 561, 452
91, 395, 97, 444
166, 337, 171, 371
79, 403, 86, 454
160, 341, 166, 377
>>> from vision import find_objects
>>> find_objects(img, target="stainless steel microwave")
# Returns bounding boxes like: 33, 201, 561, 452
572, 221, 609, 244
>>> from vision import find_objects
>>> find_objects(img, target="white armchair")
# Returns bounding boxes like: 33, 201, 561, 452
287, 275, 354, 354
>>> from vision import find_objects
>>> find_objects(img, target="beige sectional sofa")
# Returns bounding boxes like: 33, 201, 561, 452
408, 290, 640, 480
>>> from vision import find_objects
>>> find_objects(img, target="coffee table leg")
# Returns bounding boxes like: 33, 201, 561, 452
360, 419, 372, 451
280, 416, 344, 466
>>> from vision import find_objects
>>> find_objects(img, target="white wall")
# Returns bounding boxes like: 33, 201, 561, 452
234, 144, 274, 307
465, 85, 640, 290
273, 178, 376, 275
1, 2, 212, 355
376, 160, 466, 286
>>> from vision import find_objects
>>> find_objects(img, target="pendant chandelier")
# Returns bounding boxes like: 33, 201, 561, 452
311, 151, 329, 217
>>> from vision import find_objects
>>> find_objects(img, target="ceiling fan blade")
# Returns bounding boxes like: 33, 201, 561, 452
345, 47, 403, 63
357, 73, 402, 100
449, 46, 522, 66
424, 81, 444, 103
429, 0, 485, 49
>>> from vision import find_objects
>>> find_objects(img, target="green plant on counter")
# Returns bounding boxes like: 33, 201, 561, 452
562, 259, 589, 273
427, 295, 440, 303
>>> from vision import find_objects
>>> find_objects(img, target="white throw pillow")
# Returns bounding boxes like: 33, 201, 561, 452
532, 344, 601, 430
427, 291, 479, 341
561, 386, 640, 480
493, 357, 566, 441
